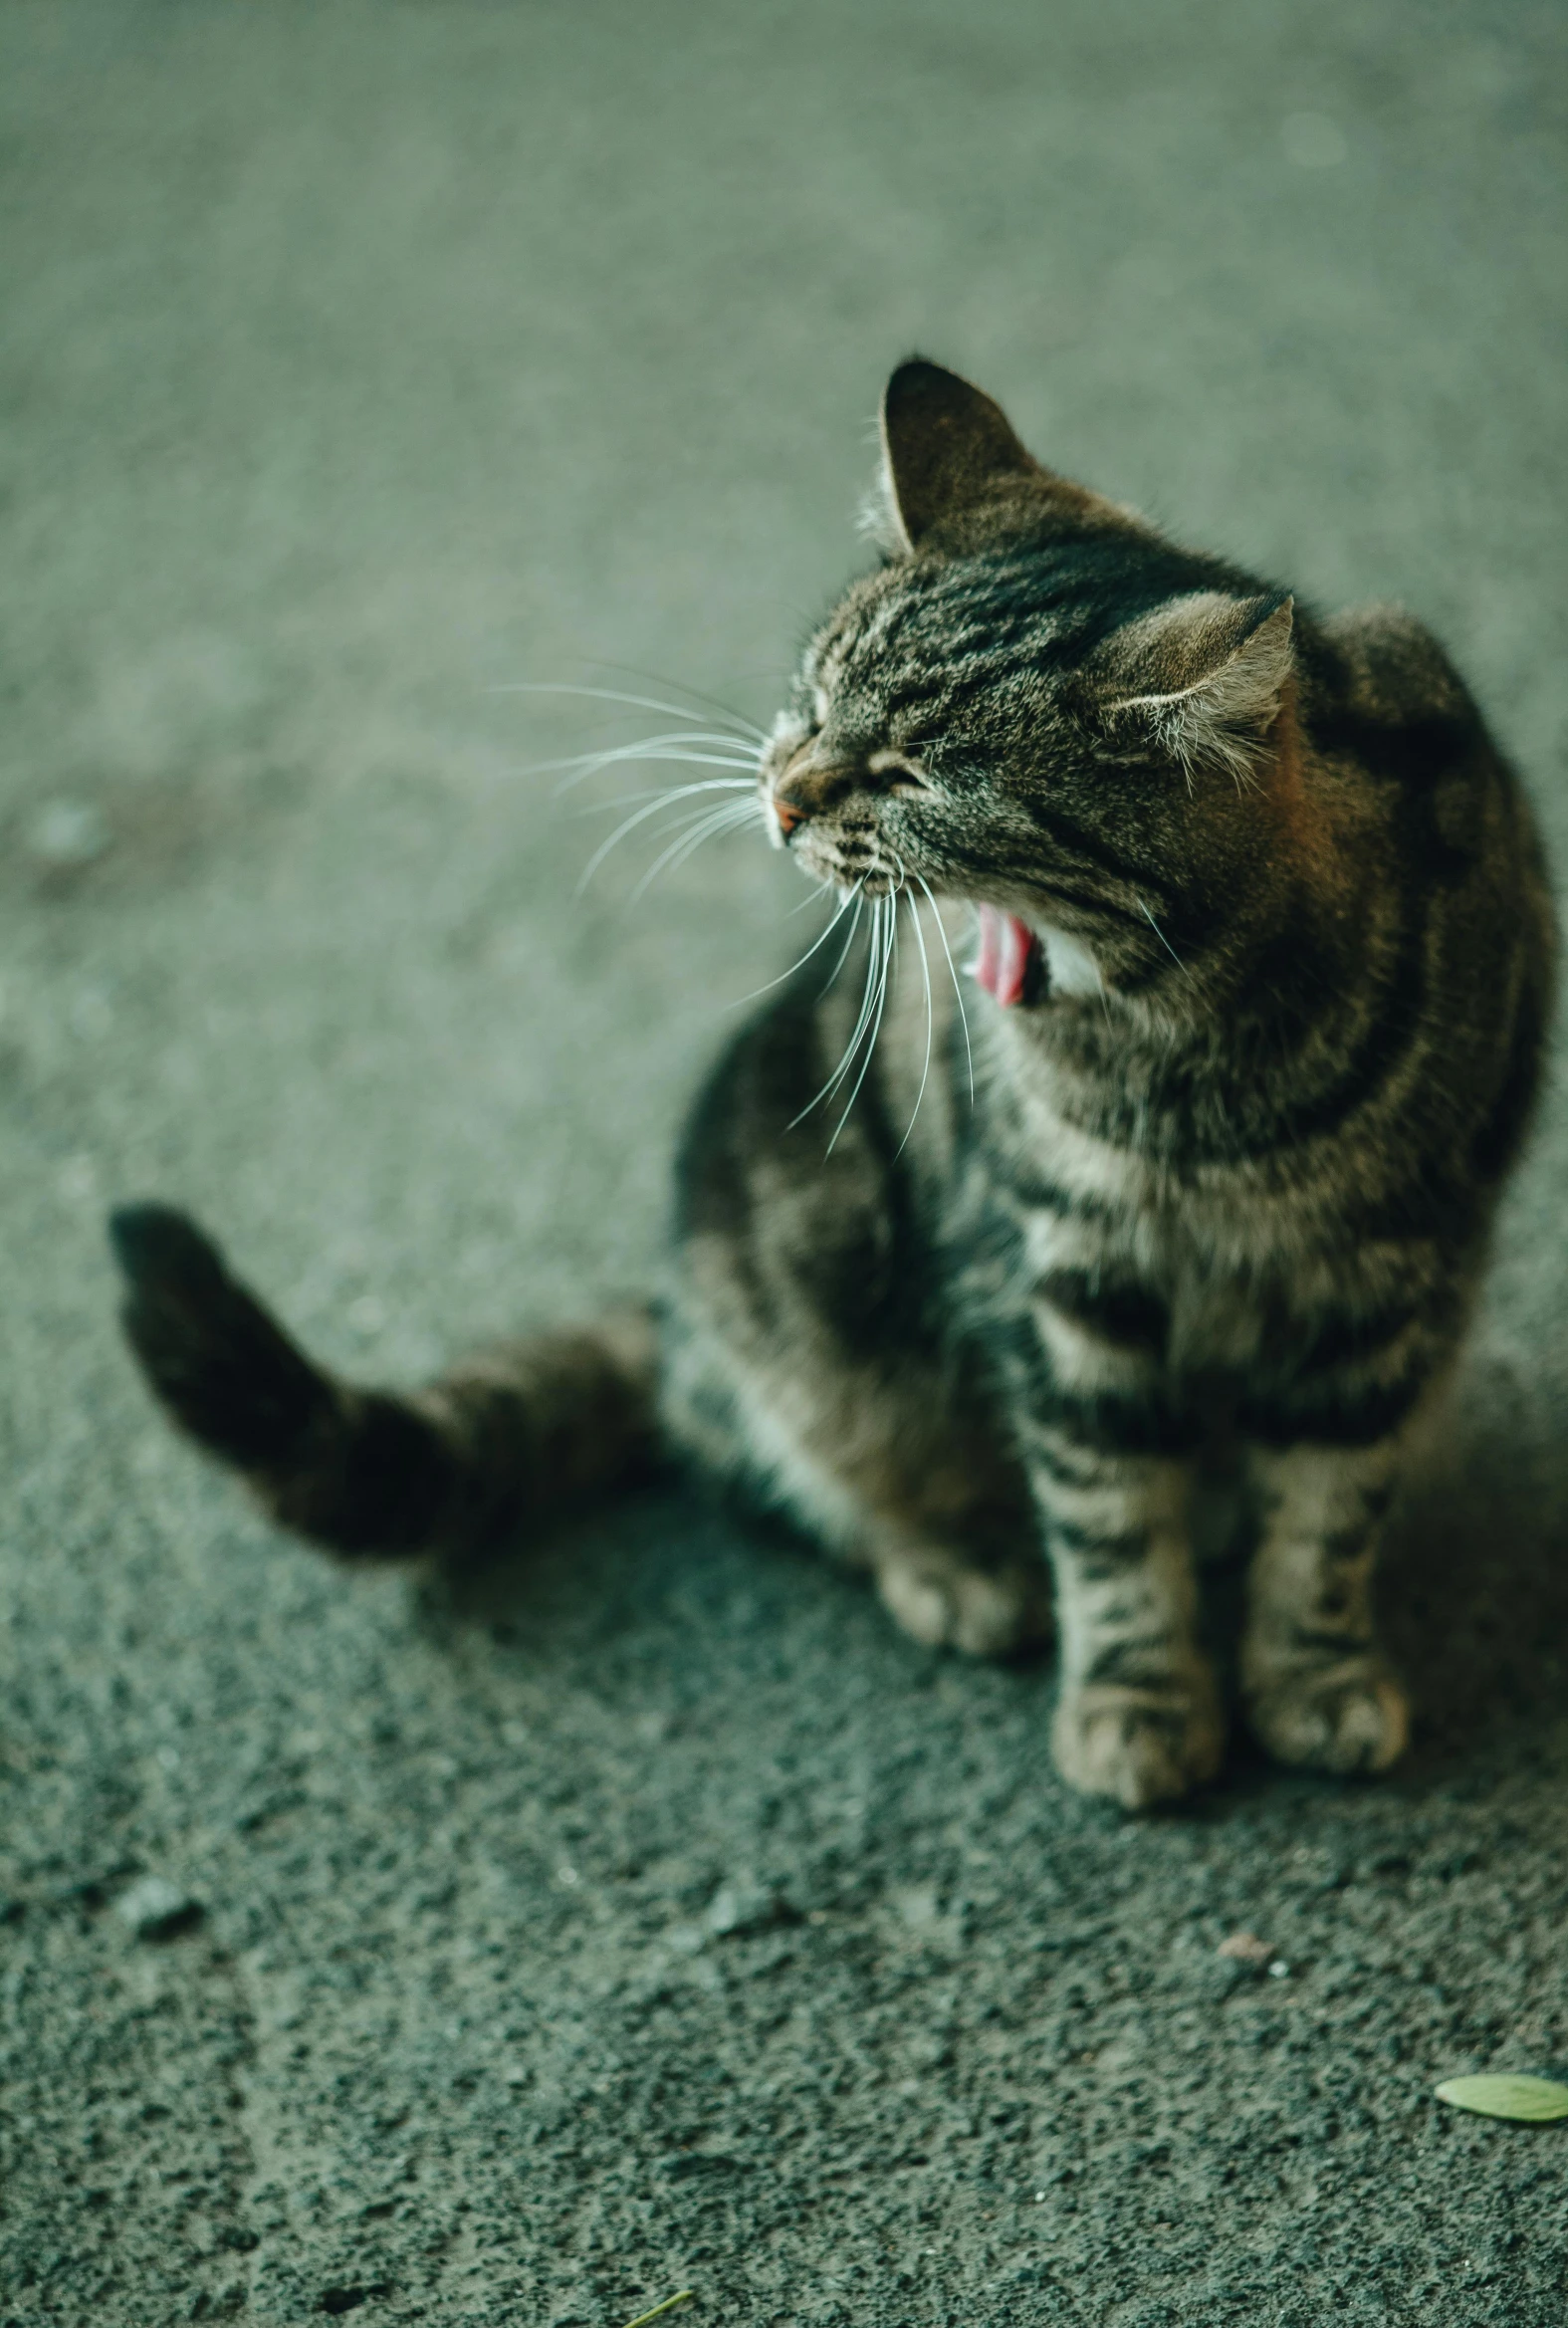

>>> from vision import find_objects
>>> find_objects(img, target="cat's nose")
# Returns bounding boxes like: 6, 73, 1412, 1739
771, 752, 859, 842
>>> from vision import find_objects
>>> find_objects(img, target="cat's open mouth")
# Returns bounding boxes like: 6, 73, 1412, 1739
972, 904, 1039, 1007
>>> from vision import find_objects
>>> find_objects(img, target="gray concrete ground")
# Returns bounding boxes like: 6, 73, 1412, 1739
3, 4, 1567, 2321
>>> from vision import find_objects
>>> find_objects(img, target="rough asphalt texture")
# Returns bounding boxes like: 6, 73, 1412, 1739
3, 5, 1567, 2322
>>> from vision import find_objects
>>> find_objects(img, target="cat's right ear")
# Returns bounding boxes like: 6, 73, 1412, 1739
874, 358, 1130, 554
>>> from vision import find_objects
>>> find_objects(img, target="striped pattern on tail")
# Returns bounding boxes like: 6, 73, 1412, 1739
110, 1206, 660, 1558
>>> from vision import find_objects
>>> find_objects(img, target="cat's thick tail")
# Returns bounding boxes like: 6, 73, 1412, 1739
109, 1205, 660, 1558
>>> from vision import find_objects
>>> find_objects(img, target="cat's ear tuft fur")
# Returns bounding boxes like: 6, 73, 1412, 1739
874, 358, 1130, 554
1098, 592, 1295, 785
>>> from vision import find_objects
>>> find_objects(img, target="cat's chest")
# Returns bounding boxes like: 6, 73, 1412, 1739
1020, 1201, 1266, 1373
943, 1144, 1327, 1382
1027, 1198, 1268, 1367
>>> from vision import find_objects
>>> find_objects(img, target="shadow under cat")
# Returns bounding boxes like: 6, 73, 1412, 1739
414, 1336, 1568, 1811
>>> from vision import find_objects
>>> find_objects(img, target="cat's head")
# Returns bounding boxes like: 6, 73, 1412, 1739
761, 359, 1300, 1006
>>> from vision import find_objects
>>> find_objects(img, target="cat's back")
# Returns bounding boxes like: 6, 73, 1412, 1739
1307, 600, 1555, 1143
1083, 596, 1547, 1261
1310, 599, 1549, 913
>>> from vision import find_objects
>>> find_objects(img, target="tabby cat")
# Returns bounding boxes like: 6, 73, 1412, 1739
112, 359, 1555, 1807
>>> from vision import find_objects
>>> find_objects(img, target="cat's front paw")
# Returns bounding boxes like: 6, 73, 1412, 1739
875, 1543, 1050, 1658
1051, 1674, 1225, 1810
1245, 1659, 1409, 1775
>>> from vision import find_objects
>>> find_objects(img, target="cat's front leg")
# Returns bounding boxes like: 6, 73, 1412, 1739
1020, 1422, 1223, 1809
1240, 1440, 1409, 1774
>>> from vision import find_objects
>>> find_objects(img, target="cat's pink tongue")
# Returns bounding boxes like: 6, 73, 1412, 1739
973, 904, 1037, 1008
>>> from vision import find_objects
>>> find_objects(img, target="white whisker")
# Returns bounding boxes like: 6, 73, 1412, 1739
535, 728, 759, 767
728, 879, 866, 1009
818, 889, 865, 999
1137, 894, 1191, 979
667, 797, 767, 856
576, 790, 751, 893
827, 886, 898, 1153
895, 880, 934, 1160
816, 897, 889, 1107
912, 870, 974, 1104
579, 779, 756, 815
541, 736, 761, 795
784, 881, 835, 918
557, 751, 761, 790
789, 896, 885, 1127
627, 801, 762, 901
573, 661, 770, 744
491, 681, 764, 741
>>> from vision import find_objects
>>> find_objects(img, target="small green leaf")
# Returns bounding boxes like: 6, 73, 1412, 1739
1434, 2074, 1568, 2123
617, 2296, 695, 2328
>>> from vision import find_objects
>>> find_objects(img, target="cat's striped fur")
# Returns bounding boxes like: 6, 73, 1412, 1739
112, 360, 1554, 1806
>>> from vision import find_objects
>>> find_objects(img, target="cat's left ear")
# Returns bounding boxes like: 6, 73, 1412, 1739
875, 358, 1129, 553
1093, 591, 1295, 782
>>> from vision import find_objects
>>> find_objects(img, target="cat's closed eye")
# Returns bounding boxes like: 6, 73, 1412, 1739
867, 748, 935, 796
